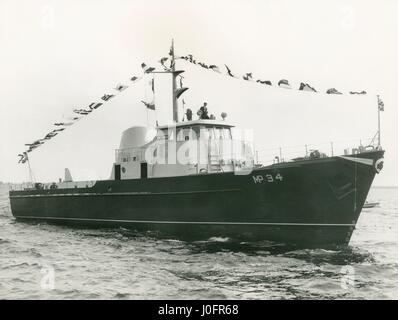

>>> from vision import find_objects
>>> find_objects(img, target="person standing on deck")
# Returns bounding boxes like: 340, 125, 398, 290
197, 102, 210, 119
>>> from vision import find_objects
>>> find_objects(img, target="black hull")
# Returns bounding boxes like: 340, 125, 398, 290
9, 150, 384, 247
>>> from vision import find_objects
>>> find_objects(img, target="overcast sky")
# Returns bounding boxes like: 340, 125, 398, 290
0, 0, 397, 186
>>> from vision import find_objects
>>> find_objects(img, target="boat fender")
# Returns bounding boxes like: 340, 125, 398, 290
374, 158, 384, 173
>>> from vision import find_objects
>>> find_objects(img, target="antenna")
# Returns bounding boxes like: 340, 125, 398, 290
171, 39, 179, 122
377, 94, 381, 148
152, 39, 187, 124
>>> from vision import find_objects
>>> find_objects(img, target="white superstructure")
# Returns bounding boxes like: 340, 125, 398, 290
111, 120, 255, 180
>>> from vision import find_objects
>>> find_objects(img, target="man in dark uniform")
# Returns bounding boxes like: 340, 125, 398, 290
197, 102, 210, 119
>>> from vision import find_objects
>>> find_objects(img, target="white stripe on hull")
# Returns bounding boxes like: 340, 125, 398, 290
14, 216, 355, 227
9, 188, 241, 198
339, 156, 374, 166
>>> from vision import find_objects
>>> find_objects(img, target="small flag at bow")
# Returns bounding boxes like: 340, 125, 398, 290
378, 96, 385, 111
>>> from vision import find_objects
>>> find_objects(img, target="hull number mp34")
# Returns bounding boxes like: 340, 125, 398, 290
252, 173, 283, 184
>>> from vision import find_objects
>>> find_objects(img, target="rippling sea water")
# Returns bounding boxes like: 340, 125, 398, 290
0, 185, 397, 300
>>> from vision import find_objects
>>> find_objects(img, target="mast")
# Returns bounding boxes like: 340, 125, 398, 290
26, 154, 35, 184
152, 39, 186, 124
171, 39, 178, 122
377, 94, 381, 148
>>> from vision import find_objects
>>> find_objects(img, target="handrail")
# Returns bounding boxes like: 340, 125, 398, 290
255, 136, 378, 165
114, 136, 373, 168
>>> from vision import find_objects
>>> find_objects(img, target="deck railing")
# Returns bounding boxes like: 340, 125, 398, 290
8, 136, 380, 190
255, 136, 380, 166
9, 180, 97, 191
116, 136, 379, 168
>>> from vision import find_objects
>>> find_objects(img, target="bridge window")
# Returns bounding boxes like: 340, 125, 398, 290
197, 126, 232, 140
177, 128, 185, 141
208, 127, 215, 139
192, 127, 200, 139
215, 127, 222, 139
177, 127, 199, 141
169, 129, 175, 140
200, 127, 209, 140
223, 128, 232, 139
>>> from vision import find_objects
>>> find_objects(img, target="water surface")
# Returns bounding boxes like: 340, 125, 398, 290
0, 185, 397, 299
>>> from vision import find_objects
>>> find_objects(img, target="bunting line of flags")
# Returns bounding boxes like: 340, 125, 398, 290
174, 53, 369, 96
18, 47, 385, 164
18, 69, 147, 163
140, 56, 190, 111
141, 73, 156, 110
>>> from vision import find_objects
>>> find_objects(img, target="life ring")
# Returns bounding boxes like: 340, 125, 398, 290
374, 158, 384, 173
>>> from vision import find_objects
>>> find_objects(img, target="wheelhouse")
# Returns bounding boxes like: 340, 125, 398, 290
113, 119, 255, 180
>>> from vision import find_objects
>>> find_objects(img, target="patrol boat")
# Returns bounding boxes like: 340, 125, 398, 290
9, 44, 385, 247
